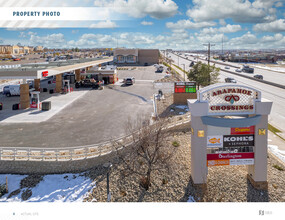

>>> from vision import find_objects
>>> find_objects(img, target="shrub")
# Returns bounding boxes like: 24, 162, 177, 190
273, 164, 284, 171
172, 140, 180, 147
162, 177, 168, 185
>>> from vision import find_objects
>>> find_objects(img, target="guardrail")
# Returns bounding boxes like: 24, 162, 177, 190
0, 115, 191, 162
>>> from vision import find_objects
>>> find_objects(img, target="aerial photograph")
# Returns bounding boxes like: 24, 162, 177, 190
0, 0, 284, 219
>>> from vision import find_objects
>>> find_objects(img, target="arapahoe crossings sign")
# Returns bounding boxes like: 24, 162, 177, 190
198, 84, 261, 115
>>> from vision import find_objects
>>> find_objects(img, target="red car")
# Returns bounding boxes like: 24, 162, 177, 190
13, 58, 21, 61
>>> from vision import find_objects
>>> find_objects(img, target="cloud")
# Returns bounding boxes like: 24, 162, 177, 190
90, 20, 117, 28
229, 32, 258, 45
166, 19, 216, 30
253, 19, 285, 32
93, 0, 178, 19
219, 24, 242, 33
141, 21, 153, 26
29, 33, 66, 47
186, 0, 277, 23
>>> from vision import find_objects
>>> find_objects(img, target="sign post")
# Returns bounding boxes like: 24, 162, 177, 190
188, 84, 272, 190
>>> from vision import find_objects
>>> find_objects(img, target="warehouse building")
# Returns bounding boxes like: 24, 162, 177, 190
114, 48, 159, 65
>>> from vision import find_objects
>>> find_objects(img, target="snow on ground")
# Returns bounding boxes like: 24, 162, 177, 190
0, 173, 95, 202
268, 145, 285, 163
187, 196, 195, 202
175, 105, 188, 110
252, 65, 285, 73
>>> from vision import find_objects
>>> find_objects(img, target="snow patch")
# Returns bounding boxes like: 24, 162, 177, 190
187, 195, 195, 202
268, 145, 285, 163
0, 173, 95, 202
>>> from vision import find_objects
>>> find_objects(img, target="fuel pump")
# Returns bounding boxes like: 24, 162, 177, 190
30, 91, 40, 109
63, 80, 71, 93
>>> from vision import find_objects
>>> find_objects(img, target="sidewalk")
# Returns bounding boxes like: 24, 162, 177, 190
0, 89, 89, 123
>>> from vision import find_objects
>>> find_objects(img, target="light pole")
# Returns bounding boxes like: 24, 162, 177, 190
181, 64, 185, 81
103, 162, 112, 202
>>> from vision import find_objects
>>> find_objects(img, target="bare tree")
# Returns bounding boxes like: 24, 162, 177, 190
114, 117, 176, 190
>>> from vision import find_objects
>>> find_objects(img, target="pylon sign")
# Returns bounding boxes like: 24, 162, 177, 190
188, 83, 272, 190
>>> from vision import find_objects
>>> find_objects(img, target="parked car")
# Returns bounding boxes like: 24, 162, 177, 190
156, 66, 164, 73
254, 74, 263, 80
75, 79, 100, 89
124, 77, 135, 85
225, 77, 237, 83
224, 66, 230, 69
235, 68, 242, 72
144, 63, 148, 66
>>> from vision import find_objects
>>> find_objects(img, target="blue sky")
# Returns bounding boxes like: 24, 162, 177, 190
0, 0, 285, 50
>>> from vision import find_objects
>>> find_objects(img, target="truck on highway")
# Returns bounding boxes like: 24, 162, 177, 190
242, 65, 254, 73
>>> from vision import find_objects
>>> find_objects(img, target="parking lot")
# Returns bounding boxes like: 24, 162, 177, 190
0, 65, 166, 148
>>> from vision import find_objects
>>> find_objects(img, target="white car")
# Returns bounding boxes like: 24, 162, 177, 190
225, 66, 230, 69
235, 68, 242, 72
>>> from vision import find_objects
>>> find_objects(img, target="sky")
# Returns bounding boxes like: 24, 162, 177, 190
0, 0, 285, 50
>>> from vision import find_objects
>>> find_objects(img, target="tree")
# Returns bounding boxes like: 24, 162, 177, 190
114, 117, 176, 191
187, 61, 220, 89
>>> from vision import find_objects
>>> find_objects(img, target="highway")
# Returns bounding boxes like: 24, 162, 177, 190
166, 52, 285, 137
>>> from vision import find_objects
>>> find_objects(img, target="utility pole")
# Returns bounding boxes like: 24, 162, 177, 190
203, 42, 215, 66
181, 64, 185, 81
222, 33, 224, 56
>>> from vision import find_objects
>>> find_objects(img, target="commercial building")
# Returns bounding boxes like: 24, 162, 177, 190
114, 48, 159, 65
0, 45, 35, 55
85, 65, 118, 84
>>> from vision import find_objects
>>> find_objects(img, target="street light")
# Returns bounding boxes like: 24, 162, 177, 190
181, 64, 185, 81
103, 162, 113, 202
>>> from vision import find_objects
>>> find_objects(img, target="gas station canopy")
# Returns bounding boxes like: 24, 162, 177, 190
0, 57, 113, 79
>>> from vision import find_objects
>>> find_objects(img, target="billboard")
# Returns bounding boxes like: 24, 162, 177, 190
174, 82, 196, 93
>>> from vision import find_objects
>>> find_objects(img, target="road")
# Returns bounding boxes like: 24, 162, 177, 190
166, 52, 285, 138
168, 52, 285, 86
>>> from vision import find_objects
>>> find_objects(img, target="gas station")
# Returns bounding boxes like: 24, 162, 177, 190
188, 84, 272, 190
0, 57, 113, 110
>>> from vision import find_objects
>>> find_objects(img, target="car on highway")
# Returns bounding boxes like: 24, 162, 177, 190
242, 65, 254, 73
235, 68, 242, 72
254, 74, 263, 80
224, 66, 230, 69
189, 61, 195, 67
225, 77, 237, 83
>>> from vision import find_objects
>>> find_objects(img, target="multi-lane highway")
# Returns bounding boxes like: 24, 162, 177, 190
166, 52, 285, 137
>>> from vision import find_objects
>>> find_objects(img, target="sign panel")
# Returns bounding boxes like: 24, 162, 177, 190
231, 126, 255, 135
174, 82, 196, 93
223, 135, 254, 147
207, 153, 254, 167
207, 152, 254, 160
207, 159, 229, 167
198, 85, 261, 116
207, 135, 223, 148
42, 71, 48, 77
230, 159, 254, 166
